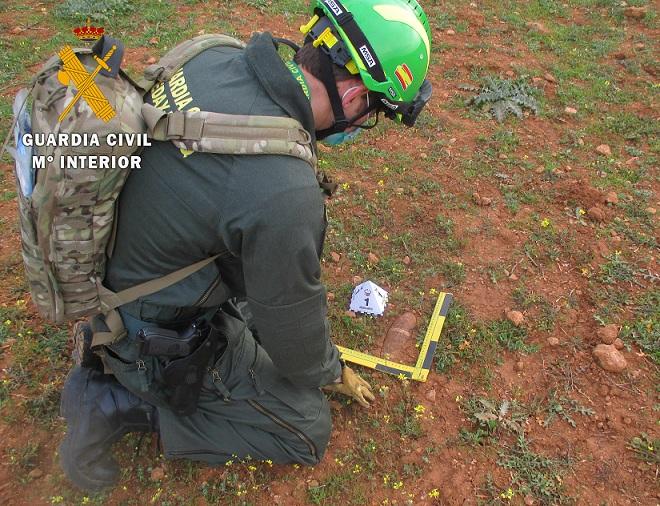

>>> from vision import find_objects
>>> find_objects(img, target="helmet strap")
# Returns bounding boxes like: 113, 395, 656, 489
314, 48, 350, 140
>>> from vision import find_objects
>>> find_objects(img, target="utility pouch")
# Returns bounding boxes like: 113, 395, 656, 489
162, 324, 221, 416
137, 320, 206, 358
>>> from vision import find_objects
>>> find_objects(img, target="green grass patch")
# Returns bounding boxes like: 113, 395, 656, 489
628, 433, 660, 464
498, 435, 573, 505
435, 304, 538, 373
308, 470, 355, 505
620, 289, 659, 365
598, 251, 635, 284
543, 390, 594, 428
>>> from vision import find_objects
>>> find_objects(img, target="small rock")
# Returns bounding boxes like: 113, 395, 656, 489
604, 191, 618, 205
472, 192, 492, 207
532, 77, 545, 86
506, 309, 524, 327
623, 6, 647, 19
597, 324, 619, 345
28, 468, 43, 479
150, 466, 165, 481
352, 275, 363, 285
543, 72, 557, 84
623, 416, 632, 425
308, 480, 320, 489
564, 106, 578, 115
613, 338, 624, 350
505, 70, 515, 77
345, 310, 356, 318
595, 144, 612, 156
330, 251, 341, 263
11, 26, 24, 34
598, 384, 610, 396
646, 207, 656, 215
524, 495, 535, 506
514, 360, 524, 372
327, 292, 335, 302
367, 252, 380, 264
446, 29, 455, 35
547, 337, 560, 347
425, 389, 437, 402
526, 21, 549, 34
633, 42, 645, 50
587, 206, 605, 222
509, 273, 519, 281
146, 56, 158, 65
403, 255, 411, 265
593, 344, 628, 373
612, 51, 627, 60
149, 37, 159, 45
395, 187, 405, 195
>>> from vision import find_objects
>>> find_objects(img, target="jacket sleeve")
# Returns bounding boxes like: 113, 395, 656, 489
227, 184, 341, 388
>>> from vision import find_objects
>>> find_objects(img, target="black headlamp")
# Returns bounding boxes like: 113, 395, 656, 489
378, 79, 433, 127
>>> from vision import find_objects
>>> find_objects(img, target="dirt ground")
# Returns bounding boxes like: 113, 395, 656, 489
0, 0, 658, 505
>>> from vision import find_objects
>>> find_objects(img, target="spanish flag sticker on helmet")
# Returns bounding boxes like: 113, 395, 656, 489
395, 63, 413, 90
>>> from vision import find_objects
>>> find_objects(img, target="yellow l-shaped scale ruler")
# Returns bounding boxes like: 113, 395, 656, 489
337, 292, 453, 382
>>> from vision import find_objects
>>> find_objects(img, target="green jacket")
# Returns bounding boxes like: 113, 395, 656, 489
105, 33, 341, 388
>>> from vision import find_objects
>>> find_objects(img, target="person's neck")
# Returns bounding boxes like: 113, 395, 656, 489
300, 67, 334, 130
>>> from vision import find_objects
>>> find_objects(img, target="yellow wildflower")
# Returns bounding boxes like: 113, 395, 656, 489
540, 218, 550, 228
428, 488, 440, 498
414, 404, 426, 414
500, 488, 514, 500
393, 480, 404, 490
429, 287, 438, 295
378, 179, 385, 186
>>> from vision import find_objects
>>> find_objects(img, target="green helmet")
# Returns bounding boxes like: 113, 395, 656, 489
302, 0, 432, 120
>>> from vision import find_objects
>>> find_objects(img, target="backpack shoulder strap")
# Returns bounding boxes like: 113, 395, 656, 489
137, 34, 246, 92
142, 103, 318, 169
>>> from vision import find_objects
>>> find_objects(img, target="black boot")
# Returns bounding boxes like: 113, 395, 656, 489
59, 366, 158, 492
71, 321, 103, 371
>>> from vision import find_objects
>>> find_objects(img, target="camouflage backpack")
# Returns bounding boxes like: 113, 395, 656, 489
9, 34, 317, 335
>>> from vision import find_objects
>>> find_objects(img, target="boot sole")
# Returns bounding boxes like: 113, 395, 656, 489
59, 367, 119, 492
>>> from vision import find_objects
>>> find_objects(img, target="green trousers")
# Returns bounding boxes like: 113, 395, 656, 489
101, 301, 332, 466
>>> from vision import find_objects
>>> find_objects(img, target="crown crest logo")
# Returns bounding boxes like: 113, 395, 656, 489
73, 18, 104, 42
